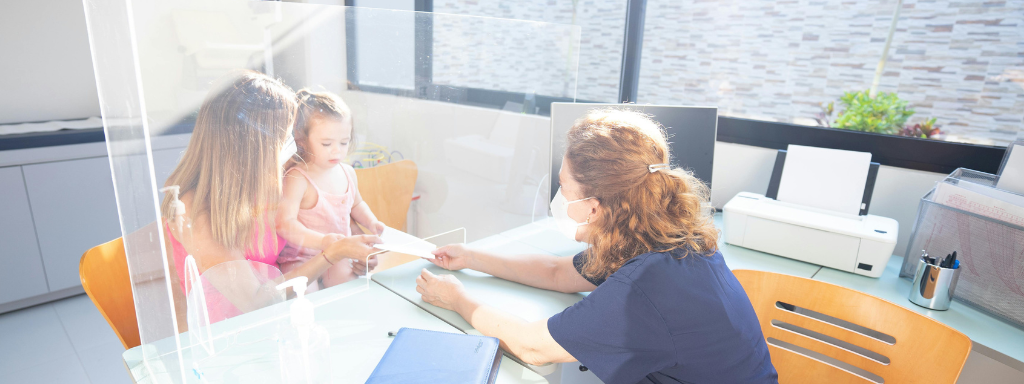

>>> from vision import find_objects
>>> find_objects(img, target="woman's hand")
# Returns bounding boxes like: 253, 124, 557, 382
324, 234, 382, 264
429, 244, 473, 271
415, 269, 466, 312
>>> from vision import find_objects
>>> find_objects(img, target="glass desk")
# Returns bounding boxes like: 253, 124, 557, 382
122, 280, 547, 383
373, 214, 1024, 374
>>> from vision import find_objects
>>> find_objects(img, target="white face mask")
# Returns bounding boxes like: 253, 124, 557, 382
550, 187, 594, 241
279, 134, 297, 167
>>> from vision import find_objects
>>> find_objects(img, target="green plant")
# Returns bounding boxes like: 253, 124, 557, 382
833, 90, 915, 135
898, 117, 942, 139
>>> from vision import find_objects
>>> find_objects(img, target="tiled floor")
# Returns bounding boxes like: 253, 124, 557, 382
3, 293, 1023, 383
0, 294, 131, 384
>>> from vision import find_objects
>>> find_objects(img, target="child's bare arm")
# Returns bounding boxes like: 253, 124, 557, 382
347, 168, 385, 235
350, 201, 385, 235
276, 171, 330, 250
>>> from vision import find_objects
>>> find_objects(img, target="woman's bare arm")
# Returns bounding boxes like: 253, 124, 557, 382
173, 194, 379, 312
431, 245, 596, 294
416, 269, 576, 366
459, 298, 576, 366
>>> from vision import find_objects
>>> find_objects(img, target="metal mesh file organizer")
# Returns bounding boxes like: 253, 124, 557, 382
899, 168, 1024, 329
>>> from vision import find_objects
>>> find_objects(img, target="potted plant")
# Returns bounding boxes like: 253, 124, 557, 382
816, 90, 941, 139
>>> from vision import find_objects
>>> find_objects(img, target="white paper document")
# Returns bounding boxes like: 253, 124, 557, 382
373, 243, 436, 259
996, 143, 1024, 195
776, 145, 872, 215
955, 180, 1024, 209
933, 182, 1024, 228
375, 226, 437, 259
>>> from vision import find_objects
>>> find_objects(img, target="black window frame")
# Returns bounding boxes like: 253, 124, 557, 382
6, 0, 1005, 174
340, 0, 1006, 175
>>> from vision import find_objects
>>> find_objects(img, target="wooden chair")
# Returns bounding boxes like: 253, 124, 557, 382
734, 269, 971, 384
354, 159, 419, 271
80, 237, 140, 350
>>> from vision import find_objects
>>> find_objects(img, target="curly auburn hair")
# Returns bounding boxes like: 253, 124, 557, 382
566, 108, 719, 280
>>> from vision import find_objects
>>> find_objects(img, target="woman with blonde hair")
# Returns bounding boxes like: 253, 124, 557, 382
162, 70, 379, 322
416, 109, 777, 383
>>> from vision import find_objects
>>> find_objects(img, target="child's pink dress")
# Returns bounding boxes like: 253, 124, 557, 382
278, 165, 363, 289
166, 220, 285, 324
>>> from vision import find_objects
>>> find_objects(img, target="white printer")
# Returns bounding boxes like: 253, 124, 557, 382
722, 146, 898, 278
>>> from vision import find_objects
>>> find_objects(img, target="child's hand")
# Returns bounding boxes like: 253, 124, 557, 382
352, 258, 367, 276
372, 221, 386, 236
366, 254, 379, 271
320, 233, 344, 251
325, 234, 382, 264
353, 255, 379, 276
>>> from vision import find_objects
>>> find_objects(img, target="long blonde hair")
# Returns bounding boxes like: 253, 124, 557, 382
566, 109, 719, 280
162, 70, 297, 253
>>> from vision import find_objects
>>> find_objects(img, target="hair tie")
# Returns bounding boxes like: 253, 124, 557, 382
648, 163, 670, 173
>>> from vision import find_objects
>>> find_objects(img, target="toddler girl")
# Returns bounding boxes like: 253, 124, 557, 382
276, 89, 385, 291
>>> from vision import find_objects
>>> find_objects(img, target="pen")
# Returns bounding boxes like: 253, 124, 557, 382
953, 260, 960, 269
950, 251, 957, 268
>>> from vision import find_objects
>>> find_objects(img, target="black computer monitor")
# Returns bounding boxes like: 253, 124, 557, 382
549, 103, 718, 201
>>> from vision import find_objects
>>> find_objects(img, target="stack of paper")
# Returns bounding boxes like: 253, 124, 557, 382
776, 145, 873, 215
996, 143, 1024, 195
933, 181, 1024, 228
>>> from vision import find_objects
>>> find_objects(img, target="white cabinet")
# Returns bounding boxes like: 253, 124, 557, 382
0, 134, 190, 311
152, 147, 184, 187
23, 157, 121, 292
0, 166, 49, 303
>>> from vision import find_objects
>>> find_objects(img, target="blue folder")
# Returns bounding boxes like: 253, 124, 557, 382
366, 328, 503, 384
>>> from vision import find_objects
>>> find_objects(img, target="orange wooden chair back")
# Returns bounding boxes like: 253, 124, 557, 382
354, 159, 418, 271
733, 269, 971, 384
80, 237, 140, 350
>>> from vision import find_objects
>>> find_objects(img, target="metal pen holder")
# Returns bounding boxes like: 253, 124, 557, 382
908, 257, 961, 311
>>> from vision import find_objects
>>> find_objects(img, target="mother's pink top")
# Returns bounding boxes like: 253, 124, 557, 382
166, 220, 285, 323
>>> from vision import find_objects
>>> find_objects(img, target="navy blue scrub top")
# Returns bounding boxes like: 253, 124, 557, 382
547, 249, 778, 384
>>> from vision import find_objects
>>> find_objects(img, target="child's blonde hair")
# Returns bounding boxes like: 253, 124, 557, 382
162, 70, 297, 253
291, 89, 355, 164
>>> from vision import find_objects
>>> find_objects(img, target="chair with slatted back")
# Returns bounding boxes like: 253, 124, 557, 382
80, 237, 141, 350
354, 159, 418, 271
733, 269, 971, 384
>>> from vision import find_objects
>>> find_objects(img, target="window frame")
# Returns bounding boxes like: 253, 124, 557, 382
338, 0, 1003, 175
9, 0, 1001, 172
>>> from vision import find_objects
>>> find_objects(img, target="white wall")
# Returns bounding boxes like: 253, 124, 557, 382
342, 93, 946, 256
0, 0, 99, 124
0, 0, 948, 257
711, 141, 946, 257
340, 90, 552, 242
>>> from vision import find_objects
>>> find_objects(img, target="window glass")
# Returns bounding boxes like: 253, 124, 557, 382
353, 0, 416, 90
639, 0, 1024, 146
434, 0, 626, 102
